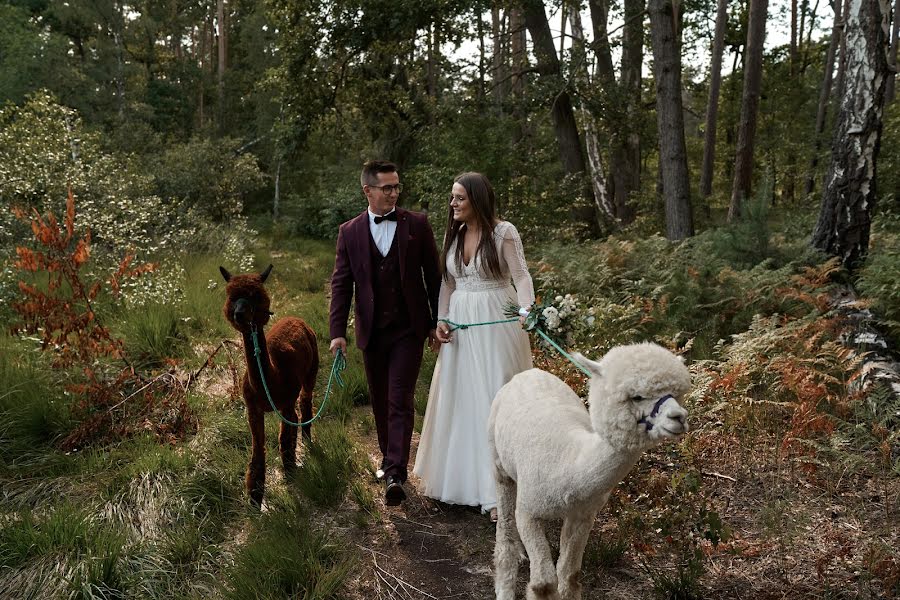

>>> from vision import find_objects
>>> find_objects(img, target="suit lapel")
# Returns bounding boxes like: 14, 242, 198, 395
353, 211, 372, 283
396, 208, 408, 283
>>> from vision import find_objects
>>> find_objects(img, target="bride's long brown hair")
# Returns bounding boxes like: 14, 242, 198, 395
440, 172, 503, 282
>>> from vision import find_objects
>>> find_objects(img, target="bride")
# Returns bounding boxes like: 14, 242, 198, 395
413, 172, 534, 521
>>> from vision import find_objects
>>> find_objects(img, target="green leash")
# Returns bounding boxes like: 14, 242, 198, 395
250, 326, 346, 427
438, 317, 519, 331
437, 317, 593, 378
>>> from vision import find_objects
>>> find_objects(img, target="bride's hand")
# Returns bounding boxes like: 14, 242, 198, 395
435, 323, 453, 344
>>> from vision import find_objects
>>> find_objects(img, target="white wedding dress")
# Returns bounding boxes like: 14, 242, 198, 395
413, 221, 534, 512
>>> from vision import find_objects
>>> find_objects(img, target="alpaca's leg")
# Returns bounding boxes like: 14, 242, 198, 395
300, 353, 318, 442
494, 473, 521, 600
556, 511, 597, 600
246, 406, 266, 507
299, 380, 314, 443
517, 510, 560, 600
279, 404, 299, 472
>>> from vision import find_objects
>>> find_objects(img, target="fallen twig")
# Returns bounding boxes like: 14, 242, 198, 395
702, 471, 737, 482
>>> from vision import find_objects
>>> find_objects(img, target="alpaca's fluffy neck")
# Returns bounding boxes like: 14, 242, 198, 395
566, 432, 643, 506
241, 328, 273, 391
566, 391, 647, 499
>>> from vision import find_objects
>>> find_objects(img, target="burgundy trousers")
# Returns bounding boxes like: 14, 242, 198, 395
362, 328, 424, 482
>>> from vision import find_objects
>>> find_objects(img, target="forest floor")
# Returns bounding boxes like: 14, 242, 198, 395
325, 402, 900, 600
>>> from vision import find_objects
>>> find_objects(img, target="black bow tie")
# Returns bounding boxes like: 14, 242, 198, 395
374, 212, 397, 224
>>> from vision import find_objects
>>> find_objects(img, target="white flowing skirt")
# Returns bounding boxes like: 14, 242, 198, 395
413, 284, 532, 511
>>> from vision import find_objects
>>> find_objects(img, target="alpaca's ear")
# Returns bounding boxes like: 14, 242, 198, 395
571, 352, 603, 377
219, 266, 232, 282
260, 264, 273, 282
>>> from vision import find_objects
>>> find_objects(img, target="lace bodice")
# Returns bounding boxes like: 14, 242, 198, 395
437, 221, 535, 316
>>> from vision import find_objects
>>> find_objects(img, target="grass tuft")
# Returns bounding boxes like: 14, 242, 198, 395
295, 421, 357, 508
224, 494, 353, 599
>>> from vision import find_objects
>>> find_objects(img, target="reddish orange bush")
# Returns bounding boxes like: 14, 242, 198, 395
11, 189, 194, 449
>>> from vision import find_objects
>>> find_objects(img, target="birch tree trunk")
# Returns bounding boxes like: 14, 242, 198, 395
700, 0, 728, 198
805, 0, 843, 195
649, 0, 694, 240
568, 4, 615, 220
812, 0, 889, 269
835, 0, 852, 99
728, 0, 768, 221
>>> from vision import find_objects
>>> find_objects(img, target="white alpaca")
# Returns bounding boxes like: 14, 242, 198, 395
488, 342, 691, 600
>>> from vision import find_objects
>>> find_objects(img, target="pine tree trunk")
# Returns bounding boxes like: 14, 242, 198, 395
478, 13, 486, 105
700, 0, 728, 199
273, 160, 281, 222
728, 0, 768, 221
568, 4, 615, 221
649, 0, 694, 240
805, 0, 843, 195
811, 0, 889, 269
522, 0, 587, 176
510, 8, 529, 146
587, 0, 616, 83
886, 0, 900, 101
217, 0, 226, 121
492, 5, 506, 107
510, 8, 527, 96
611, 0, 643, 223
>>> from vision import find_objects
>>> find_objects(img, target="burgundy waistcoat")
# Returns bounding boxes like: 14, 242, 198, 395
369, 231, 409, 331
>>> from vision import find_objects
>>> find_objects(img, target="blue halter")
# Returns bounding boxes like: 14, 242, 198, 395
637, 394, 675, 431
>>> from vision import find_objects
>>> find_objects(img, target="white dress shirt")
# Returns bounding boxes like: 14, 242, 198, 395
368, 208, 398, 257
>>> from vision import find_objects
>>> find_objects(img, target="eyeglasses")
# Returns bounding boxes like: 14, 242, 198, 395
448, 194, 466, 204
369, 184, 403, 195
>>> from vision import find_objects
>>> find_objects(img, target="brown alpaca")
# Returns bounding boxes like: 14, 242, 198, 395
220, 264, 318, 506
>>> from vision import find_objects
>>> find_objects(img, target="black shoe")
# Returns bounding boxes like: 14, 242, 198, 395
385, 475, 406, 506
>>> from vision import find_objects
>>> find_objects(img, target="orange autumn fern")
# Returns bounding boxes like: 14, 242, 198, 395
11, 189, 194, 449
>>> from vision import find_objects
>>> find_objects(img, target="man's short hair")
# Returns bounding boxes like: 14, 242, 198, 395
361, 160, 398, 187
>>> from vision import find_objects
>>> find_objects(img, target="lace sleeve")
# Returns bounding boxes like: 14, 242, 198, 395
438, 272, 456, 318
499, 222, 535, 310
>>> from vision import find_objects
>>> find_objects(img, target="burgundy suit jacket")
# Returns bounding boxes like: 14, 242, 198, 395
329, 208, 442, 350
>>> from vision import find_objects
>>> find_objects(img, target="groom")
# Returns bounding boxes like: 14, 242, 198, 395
329, 160, 442, 506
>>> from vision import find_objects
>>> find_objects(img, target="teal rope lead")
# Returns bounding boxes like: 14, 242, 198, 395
250, 326, 346, 427
437, 316, 593, 378
438, 317, 519, 331
533, 328, 592, 378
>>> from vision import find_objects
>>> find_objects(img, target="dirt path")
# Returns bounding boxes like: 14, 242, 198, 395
346, 415, 497, 599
